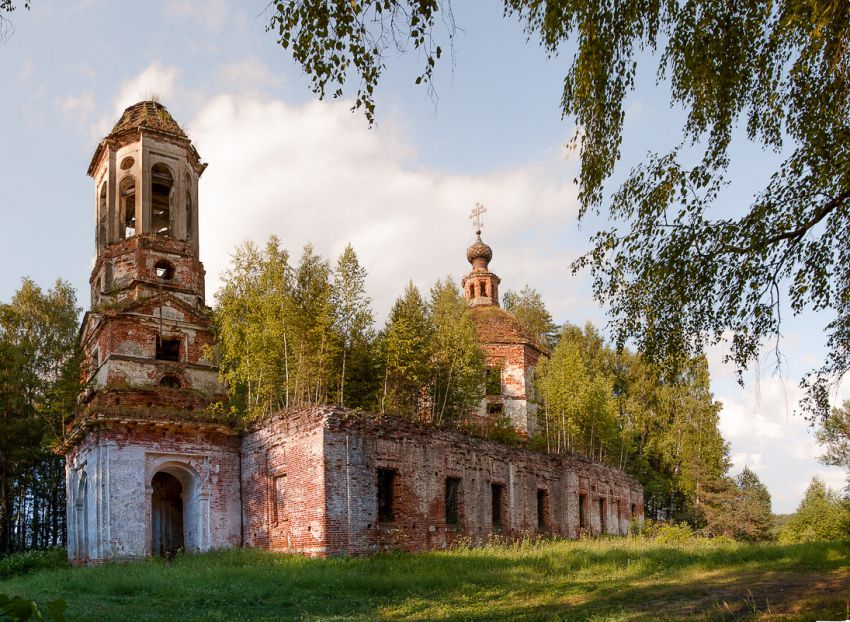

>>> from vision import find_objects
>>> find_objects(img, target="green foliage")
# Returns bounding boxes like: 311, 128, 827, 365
654, 522, 694, 545
0, 548, 66, 579
535, 323, 729, 525
0, 594, 66, 622
4, 541, 850, 620
378, 281, 432, 417
817, 401, 850, 488
427, 278, 485, 426
778, 477, 850, 543
726, 468, 774, 542
331, 244, 375, 408
0, 279, 80, 553
268, 0, 850, 419
502, 285, 559, 348
213, 238, 350, 417
536, 324, 617, 460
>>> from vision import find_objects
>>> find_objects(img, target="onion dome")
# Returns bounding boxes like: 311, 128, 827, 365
466, 234, 493, 267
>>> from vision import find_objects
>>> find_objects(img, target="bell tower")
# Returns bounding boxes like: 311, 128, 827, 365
60, 101, 240, 565
80, 100, 220, 396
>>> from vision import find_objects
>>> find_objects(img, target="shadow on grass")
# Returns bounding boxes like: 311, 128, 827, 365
1, 539, 848, 621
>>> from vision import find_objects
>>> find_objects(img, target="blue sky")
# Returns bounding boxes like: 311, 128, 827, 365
0, 0, 844, 513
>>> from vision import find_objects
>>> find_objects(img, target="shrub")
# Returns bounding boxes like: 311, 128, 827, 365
654, 523, 694, 544
0, 548, 67, 579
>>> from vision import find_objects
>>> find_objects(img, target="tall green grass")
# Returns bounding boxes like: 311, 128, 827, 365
1, 538, 848, 621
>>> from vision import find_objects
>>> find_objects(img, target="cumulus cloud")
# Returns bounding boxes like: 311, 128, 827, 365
112, 63, 179, 115
188, 95, 582, 321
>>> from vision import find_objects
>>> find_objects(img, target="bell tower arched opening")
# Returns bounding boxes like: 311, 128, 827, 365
98, 182, 107, 249
151, 471, 184, 556
151, 164, 174, 236
120, 177, 136, 238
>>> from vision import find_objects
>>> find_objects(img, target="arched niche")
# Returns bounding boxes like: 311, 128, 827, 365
74, 471, 89, 560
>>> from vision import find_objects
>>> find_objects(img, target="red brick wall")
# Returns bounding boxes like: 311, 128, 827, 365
241, 410, 329, 555
243, 407, 644, 556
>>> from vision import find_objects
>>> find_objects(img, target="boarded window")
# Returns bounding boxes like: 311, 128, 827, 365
445, 477, 461, 525
537, 489, 548, 531
151, 164, 173, 236
273, 474, 286, 524
120, 177, 136, 238
579, 494, 587, 528
377, 469, 395, 523
156, 336, 180, 362
491, 483, 505, 529
485, 366, 502, 396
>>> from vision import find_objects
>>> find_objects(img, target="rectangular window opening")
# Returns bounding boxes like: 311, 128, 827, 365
537, 489, 548, 531
273, 474, 286, 524
485, 366, 502, 396
377, 468, 395, 523
486, 403, 504, 416
630, 503, 637, 519
156, 336, 181, 362
491, 483, 505, 529
445, 477, 461, 525
599, 498, 606, 533
579, 494, 587, 529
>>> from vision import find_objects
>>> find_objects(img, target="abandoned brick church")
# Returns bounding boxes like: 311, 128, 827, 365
57, 101, 643, 562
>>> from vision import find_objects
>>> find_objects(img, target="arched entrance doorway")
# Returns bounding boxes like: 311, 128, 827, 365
151, 471, 184, 556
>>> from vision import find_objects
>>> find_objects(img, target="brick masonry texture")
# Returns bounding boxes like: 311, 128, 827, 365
244, 407, 644, 557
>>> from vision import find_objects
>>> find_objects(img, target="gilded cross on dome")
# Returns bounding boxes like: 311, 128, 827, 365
469, 202, 487, 235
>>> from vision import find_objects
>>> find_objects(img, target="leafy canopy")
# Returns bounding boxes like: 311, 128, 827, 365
269, 0, 850, 418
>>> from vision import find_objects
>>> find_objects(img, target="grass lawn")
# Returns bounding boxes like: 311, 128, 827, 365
2, 538, 849, 621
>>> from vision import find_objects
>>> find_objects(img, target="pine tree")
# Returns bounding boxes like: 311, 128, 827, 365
734, 467, 774, 542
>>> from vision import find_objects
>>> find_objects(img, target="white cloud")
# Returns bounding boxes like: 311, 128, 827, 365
58, 91, 95, 126
189, 95, 581, 321
112, 63, 179, 115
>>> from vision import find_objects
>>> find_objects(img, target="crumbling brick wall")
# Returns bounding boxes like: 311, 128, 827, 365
245, 407, 643, 556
